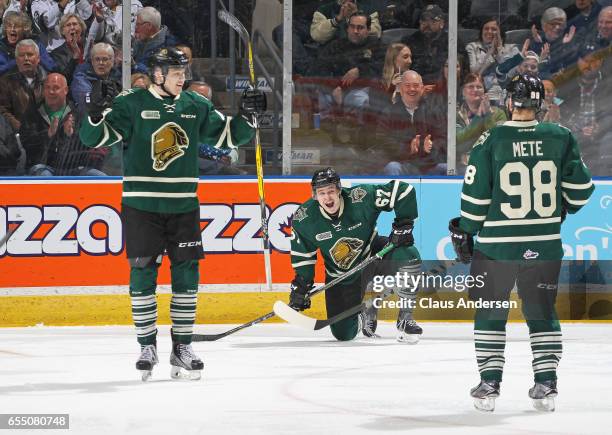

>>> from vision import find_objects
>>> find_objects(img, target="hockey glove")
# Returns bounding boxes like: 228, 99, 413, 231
389, 218, 414, 247
449, 217, 473, 264
239, 88, 267, 118
86, 80, 119, 123
289, 274, 313, 311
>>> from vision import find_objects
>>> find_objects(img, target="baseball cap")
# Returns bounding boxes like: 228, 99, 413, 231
420, 4, 444, 21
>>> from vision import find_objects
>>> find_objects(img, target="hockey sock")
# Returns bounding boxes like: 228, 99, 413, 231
474, 308, 509, 382
170, 260, 199, 344
526, 319, 562, 382
129, 266, 159, 346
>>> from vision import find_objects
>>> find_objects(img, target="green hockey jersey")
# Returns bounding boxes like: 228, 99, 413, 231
459, 120, 594, 260
290, 181, 418, 284
79, 87, 255, 213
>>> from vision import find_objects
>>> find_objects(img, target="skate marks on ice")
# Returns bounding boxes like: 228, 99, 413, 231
280, 362, 582, 435
0, 379, 176, 395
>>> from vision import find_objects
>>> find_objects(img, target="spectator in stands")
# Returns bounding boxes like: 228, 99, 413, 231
71, 42, 121, 118
132, 6, 179, 72
376, 70, 447, 175
496, 40, 547, 89
540, 79, 563, 123
529, 7, 580, 77
25, 72, 105, 176
130, 72, 150, 89
466, 17, 520, 105
64, 0, 94, 22
582, 6, 612, 49
311, 11, 384, 137
273, 1, 321, 76
428, 56, 467, 100
187, 81, 245, 175
0, 111, 21, 175
310, 0, 381, 45
565, 0, 602, 33
49, 13, 88, 83
0, 11, 57, 75
370, 42, 412, 114
0, 39, 46, 134
30, 0, 65, 52
378, 0, 419, 29
456, 73, 507, 173
104, 0, 143, 41
554, 43, 612, 174
401, 4, 465, 85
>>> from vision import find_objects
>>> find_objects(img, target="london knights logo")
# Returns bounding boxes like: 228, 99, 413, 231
329, 237, 364, 270
151, 122, 189, 171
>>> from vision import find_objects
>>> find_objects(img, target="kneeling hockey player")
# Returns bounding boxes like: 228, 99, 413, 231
289, 167, 423, 342
449, 74, 594, 411
79, 47, 265, 380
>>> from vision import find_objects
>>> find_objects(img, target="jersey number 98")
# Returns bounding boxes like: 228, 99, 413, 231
500, 161, 557, 219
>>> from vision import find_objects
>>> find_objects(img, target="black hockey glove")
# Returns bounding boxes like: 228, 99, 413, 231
449, 217, 474, 264
86, 80, 119, 123
389, 218, 414, 247
239, 88, 267, 118
289, 275, 313, 311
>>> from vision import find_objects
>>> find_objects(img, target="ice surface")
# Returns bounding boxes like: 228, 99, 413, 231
0, 322, 610, 435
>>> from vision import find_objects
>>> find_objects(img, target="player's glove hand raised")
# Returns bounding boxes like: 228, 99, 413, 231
86, 80, 119, 123
239, 88, 267, 118
389, 218, 414, 247
448, 217, 473, 264
289, 275, 313, 311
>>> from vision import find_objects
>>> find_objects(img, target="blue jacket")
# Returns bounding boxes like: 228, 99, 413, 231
0, 38, 57, 76
132, 25, 179, 73
70, 62, 121, 118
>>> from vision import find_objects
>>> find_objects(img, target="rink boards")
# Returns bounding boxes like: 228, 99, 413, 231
0, 177, 610, 326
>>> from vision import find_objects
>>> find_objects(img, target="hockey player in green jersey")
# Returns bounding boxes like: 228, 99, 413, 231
448, 74, 594, 412
289, 167, 423, 343
79, 47, 265, 381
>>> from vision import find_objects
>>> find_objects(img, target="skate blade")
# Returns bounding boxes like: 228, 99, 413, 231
140, 370, 153, 382
396, 333, 420, 344
170, 365, 202, 381
473, 397, 496, 412
532, 396, 556, 412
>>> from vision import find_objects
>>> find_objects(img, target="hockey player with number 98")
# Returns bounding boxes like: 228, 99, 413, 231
289, 168, 423, 343
79, 47, 266, 381
448, 73, 594, 412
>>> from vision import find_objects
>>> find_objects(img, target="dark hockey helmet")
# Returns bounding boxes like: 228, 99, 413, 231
147, 47, 191, 82
311, 167, 341, 193
506, 73, 544, 109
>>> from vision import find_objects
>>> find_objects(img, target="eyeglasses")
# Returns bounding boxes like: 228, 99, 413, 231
93, 56, 112, 63
5, 24, 24, 31
465, 84, 484, 90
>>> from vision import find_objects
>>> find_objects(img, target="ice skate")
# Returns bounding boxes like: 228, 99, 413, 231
529, 380, 557, 412
470, 380, 500, 412
135, 344, 158, 382
359, 302, 379, 338
396, 307, 422, 344
170, 342, 204, 380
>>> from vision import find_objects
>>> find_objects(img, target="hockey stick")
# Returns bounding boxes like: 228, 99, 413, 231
192, 243, 395, 341
273, 259, 457, 330
217, 1, 272, 291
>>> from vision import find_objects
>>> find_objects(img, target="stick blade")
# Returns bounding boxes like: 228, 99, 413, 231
273, 301, 317, 330
191, 333, 225, 342
217, 9, 249, 44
